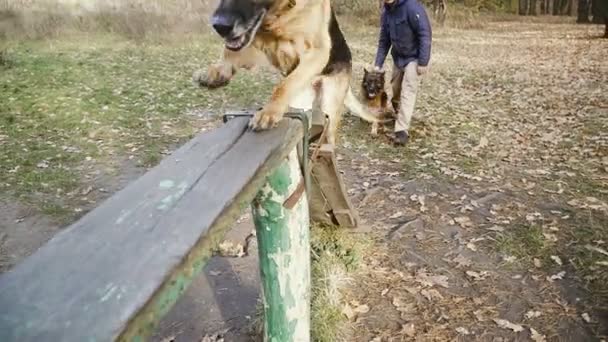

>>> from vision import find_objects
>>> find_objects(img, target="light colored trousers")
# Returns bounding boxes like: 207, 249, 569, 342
390, 61, 420, 133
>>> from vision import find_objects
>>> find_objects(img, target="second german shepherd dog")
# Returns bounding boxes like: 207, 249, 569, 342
361, 66, 394, 136
195, 0, 379, 145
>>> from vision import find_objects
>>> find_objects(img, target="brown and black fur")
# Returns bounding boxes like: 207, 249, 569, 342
360, 67, 394, 136
194, 0, 379, 145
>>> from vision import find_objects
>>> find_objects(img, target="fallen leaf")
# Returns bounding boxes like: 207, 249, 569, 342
466, 270, 489, 281
415, 269, 449, 288
455, 216, 473, 228
381, 288, 390, 297
487, 225, 505, 232
389, 211, 404, 219
525, 310, 542, 319
474, 309, 488, 322
493, 318, 524, 332
342, 303, 356, 320
547, 271, 566, 281
466, 241, 478, 252
217, 241, 245, 257
582, 313, 591, 323
401, 323, 416, 337
354, 304, 370, 314
421, 288, 444, 301
392, 297, 416, 313
452, 254, 472, 268
456, 327, 471, 335
585, 245, 608, 257
543, 233, 558, 242
503, 255, 517, 263
530, 328, 546, 342
533, 258, 542, 268
550, 255, 563, 266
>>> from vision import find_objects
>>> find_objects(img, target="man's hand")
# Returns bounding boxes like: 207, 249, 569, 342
417, 65, 428, 76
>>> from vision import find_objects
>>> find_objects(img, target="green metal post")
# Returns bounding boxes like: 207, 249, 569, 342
252, 148, 311, 342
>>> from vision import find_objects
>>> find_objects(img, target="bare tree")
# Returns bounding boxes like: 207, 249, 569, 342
577, 0, 590, 22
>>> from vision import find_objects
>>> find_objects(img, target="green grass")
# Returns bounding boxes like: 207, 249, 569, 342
496, 223, 551, 262
0, 32, 276, 217
309, 223, 370, 342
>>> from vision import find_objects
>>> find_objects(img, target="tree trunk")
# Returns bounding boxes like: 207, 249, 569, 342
605, 18, 608, 37
567, 0, 573, 15
553, 0, 560, 14
577, 0, 589, 22
520, 0, 529, 14
530, 0, 537, 14
511, 0, 520, 13
591, 0, 606, 23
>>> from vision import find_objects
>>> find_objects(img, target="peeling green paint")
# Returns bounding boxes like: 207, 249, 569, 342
252, 149, 310, 342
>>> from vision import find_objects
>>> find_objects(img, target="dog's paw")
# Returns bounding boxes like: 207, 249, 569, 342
192, 64, 232, 89
249, 106, 284, 131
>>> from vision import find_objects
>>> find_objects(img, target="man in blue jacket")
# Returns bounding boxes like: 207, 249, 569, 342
375, 0, 432, 146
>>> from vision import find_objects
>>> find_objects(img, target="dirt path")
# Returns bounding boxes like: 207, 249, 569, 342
334, 18, 607, 341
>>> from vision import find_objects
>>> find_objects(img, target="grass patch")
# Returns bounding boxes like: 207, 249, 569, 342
310, 223, 370, 342
496, 223, 551, 262
0, 33, 275, 217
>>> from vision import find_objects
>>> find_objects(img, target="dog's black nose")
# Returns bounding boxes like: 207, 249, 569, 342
211, 14, 234, 37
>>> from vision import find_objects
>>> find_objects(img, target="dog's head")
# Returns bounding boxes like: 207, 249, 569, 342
361, 67, 386, 100
210, 0, 274, 51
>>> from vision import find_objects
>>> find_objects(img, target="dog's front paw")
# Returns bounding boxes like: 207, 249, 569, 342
249, 106, 284, 131
192, 64, 232, 89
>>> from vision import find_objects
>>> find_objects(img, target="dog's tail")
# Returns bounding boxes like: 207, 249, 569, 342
344, 86, 380, 123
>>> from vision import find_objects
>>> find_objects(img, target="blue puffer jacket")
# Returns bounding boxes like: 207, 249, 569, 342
374, 0, 432, 69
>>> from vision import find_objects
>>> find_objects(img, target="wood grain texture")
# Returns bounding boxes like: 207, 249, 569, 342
0, 117, 303, 342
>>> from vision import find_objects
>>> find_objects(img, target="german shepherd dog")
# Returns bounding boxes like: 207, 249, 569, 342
361, 66, 394, 136
194, 0, 379, 145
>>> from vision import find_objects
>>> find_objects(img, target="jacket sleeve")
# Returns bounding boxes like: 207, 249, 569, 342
408, 2, 432, 66
374, 11, 391, 69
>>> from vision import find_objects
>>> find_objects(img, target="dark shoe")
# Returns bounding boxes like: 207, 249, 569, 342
394, 130, 409, 146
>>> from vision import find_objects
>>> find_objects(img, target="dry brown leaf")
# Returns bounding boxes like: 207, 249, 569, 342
217, 241, 245, 257
354, 304, 370, 314
581, 313, 591, 323
550, 255, 563, 266
456, 327, 471, 335
533, 258, 542, 268
585, 244, 608, 257
453, 254, 472, 268
487, 225, 505, 232
421, 288, 444, 301
525, 310, 542, 319
401, 323, 416, 337
466, 241, 478, 252
342, 303, 355, 320
466, 270, 489, 281
392, 297, 416, 313
455, 216, 473, 228
530, 328, 546, 342
414, 269, 449, 288
493, 318, 524, 332
547, 271, 566, 282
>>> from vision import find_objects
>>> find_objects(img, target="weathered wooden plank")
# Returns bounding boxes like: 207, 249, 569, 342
0, 117, 303, 342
